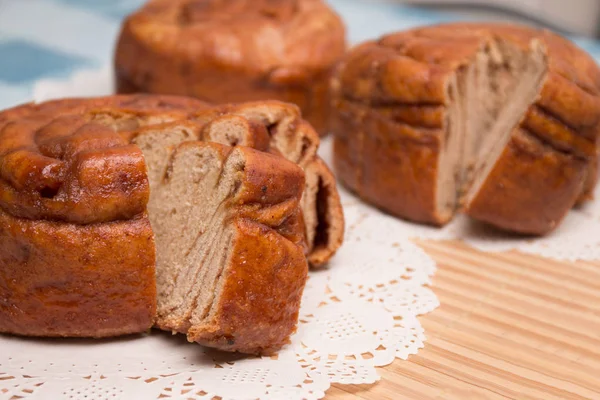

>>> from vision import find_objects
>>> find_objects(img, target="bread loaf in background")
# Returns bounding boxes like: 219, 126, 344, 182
330, 23, 600, 234
115, 0, 346, 135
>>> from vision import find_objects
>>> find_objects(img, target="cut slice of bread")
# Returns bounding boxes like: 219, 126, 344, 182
135, 133, 308, 354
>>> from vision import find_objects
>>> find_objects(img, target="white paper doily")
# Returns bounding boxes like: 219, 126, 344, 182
329, 182, 600, 262
0, 183, 438, 400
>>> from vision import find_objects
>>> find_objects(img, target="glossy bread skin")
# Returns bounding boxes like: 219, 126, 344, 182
332, 97, 442, 225
467, 130, 587, 234
0, 96, 175, 337
330, 23, 600, 234
115, 0, 346, 134
0, 212, 155, 337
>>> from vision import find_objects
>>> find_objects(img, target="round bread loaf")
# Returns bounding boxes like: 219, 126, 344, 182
0, 94, 343, 354
330, 23, 600, 234
115, 0, 346, 135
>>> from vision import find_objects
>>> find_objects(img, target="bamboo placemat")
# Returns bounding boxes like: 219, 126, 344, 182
329, 240, 600, 400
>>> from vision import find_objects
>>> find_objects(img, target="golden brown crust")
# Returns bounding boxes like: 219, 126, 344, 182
331, 23, 600, 233
0, 211, 156, 337
466, 130, 587, 234
114, 0, 346, 134
0, 116, 148, 225
190, 219, 306, 354
332, 98, 443, 225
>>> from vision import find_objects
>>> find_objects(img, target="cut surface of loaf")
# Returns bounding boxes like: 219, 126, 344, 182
115, 0, 346, 134
0, 95, 312, 354
442, 37, 548, 221
135, 138, 308, 354
331, 23, 600, 234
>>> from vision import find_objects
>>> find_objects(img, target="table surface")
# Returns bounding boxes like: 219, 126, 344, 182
328, 240, 600, 400
1, 1, 600, 399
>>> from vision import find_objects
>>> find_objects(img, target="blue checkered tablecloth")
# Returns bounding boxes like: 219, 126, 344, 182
1, 0, 600, 110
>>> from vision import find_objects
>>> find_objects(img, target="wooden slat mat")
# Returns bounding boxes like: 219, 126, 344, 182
329, 240, 600, 400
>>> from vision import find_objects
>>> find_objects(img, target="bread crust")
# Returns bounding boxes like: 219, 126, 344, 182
0, 212, 156, 337
330, 23, 600, 233
115, 0, 346, 134
332, 97, 442, 225
467, 130, 587, 233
